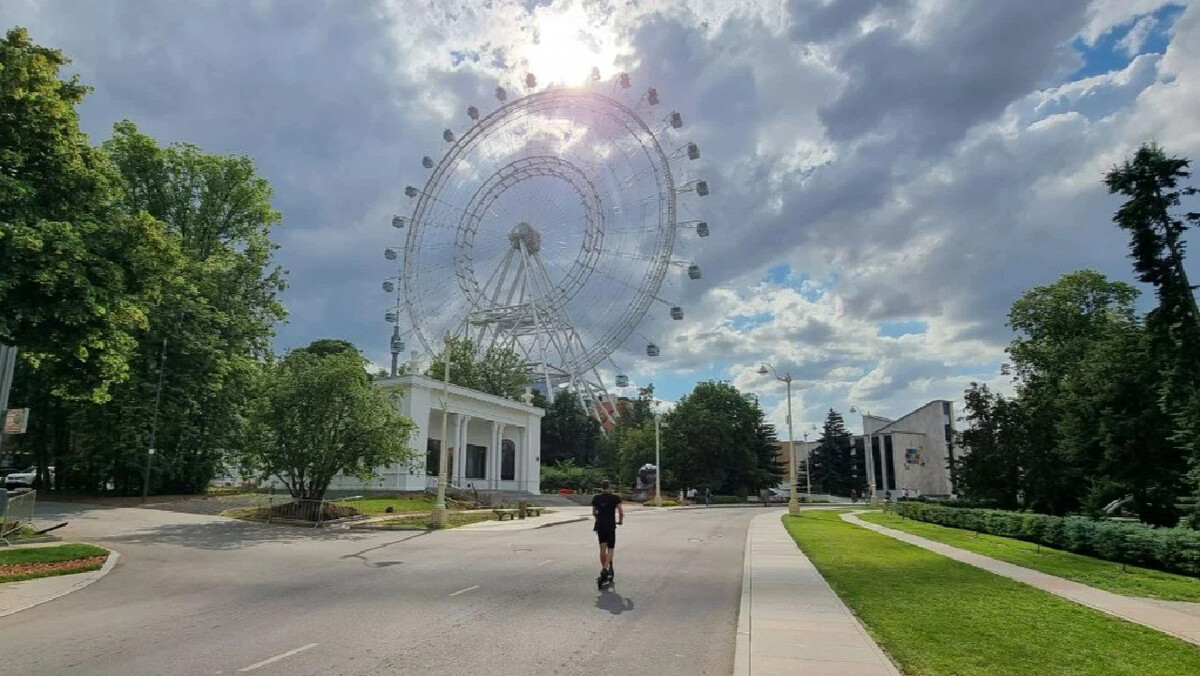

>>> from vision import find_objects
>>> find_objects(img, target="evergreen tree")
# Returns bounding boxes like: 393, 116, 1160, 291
1105, 145, 1200, 522
809, 408, 860, 497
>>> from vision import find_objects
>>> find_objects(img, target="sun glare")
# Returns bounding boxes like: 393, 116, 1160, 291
522, 5, 620, 86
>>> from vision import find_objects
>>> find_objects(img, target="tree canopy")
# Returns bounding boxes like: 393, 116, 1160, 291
661, 380, 780, 496
426, 336, 530, 399
241, 344, 417, 501
809, 408, 864, 498
0, 28, 178, 402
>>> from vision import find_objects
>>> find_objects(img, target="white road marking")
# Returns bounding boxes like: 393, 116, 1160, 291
449, 585, 480, 597
537, 559, 555, 566
238, 643, 317, 672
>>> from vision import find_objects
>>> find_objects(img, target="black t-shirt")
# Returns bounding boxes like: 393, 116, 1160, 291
591, 492, 621, 530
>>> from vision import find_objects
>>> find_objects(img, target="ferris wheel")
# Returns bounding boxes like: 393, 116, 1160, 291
383, 71, 708, 424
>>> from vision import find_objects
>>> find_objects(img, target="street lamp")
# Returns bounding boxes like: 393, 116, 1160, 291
143, 338, 167, 504
430, 332, 452, 527
654, 413, 665, 507
758, 362, 804, 515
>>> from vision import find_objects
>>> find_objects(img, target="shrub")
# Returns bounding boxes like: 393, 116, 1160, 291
895, 503, 1200, 577
540, 461, 606, 493
712, 494, 745, 504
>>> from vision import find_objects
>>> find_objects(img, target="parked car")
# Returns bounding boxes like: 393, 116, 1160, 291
766, 487, 790, 503
4, 466, 53, 489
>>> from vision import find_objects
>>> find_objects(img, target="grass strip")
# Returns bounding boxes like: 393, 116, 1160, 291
859, 510, 1200, 602
783, 510, 1200, 676
0, 544, 108, 566
0, 544, 110, 584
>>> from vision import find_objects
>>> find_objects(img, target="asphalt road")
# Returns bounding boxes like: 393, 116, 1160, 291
1, 502, 759, 676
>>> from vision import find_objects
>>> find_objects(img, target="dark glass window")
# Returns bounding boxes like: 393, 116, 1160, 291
853, 438, 867, 487
501, 440, 516, 481
871, 436, 883, 490
883, 435, 896, 490
426, 438, 440, 475
466, 444, 487, 479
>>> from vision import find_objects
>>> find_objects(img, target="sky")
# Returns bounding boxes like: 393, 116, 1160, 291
7, 0, 1199, 435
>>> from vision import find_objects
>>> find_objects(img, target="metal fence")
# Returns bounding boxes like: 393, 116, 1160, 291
1, 488, 36, 543
258, 495, 366, 528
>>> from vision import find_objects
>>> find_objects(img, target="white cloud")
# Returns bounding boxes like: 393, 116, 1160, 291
5, 0, 1197, 438
1118, 15, 1159, 55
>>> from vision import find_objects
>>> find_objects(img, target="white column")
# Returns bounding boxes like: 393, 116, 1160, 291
524, 422, 537, 495
488, 421, 498, 489
498, 423, 507, 489
455, 416, 468, 486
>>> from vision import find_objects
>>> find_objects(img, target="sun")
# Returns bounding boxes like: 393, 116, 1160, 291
521, 4, 621, 86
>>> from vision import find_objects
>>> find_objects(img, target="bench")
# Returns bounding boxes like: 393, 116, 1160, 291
526, 506, 545, 517
493, 508, 519, 521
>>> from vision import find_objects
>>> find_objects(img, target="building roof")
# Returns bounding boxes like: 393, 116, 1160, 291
376, 373, 546, 416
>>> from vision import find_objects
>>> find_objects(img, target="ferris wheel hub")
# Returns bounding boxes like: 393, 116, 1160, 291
509, 222, 542, 253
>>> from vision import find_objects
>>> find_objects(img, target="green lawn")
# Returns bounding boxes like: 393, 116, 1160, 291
783, 511, 1200, 676
859, 511, 1200, 602
0, 544, 110, 584
329, 495, 446, 515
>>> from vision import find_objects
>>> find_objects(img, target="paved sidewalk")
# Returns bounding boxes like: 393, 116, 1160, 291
450, 506, 591, 532
735, 511, 899, 676
843, 512, 1200, 647
0, 547, 119, 618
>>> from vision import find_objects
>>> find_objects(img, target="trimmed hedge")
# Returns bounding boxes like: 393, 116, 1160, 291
896, 502, 1200, 578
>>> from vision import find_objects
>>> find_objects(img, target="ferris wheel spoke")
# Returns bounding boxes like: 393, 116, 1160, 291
397, 85, 701, 417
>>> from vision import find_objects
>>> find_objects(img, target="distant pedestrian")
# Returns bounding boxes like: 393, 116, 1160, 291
704, 487, 711, 507
687, 487, 697, 505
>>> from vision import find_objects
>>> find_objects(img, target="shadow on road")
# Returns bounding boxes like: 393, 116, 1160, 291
95, 519, 373, 550
341, 531, 432, 567
596, 589, 634, 615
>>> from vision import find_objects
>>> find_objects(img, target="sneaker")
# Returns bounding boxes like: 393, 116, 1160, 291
607, 566, 614, 581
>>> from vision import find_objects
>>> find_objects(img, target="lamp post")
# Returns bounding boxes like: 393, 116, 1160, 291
654, 413, 664, 507
143, 338, 167, 504
758, 363, 803, 515
431, 332, 452, 527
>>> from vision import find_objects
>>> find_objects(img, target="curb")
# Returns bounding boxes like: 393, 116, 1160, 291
732, 512, 758, 676
0, 546, 120, 619
536, 516, 589, 529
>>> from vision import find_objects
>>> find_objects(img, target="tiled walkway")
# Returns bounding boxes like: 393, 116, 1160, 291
735, 511, 900, 676
843, 511, 1200, 647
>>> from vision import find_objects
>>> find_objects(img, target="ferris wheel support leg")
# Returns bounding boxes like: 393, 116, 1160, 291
592, 368, 620, 422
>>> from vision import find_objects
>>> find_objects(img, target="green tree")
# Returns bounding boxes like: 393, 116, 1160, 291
616, 424, 656, 490
950, 383, 1024, 509
427, 336, 530, 399
809, 408, 861, 497
51, 120, 287, 494
1004, 270, 1141, 514
241, 344, 416, 501
661, 380, 773, 496
0, 28, 177, 402
296, 339, 360, 359
1057, 318, 1179, 525
540, 393, 601, 465
1105, 144, 1200, 521
752, 413, 784, 494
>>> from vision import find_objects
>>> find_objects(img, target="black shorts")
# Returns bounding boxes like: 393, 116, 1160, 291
595, 526, 616, 548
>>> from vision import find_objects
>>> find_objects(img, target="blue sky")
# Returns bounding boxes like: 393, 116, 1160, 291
7, 0, 1199, 434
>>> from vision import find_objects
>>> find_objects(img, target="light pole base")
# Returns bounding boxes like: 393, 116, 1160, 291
429, 505, 449, 528
787, 498, 801, 516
